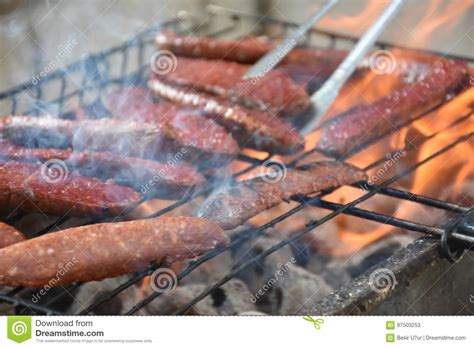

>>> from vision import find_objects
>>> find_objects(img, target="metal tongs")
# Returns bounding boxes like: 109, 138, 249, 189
243, 0, 406, 134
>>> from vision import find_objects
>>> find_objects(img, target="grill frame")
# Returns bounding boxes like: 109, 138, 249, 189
0, 9, 472, 316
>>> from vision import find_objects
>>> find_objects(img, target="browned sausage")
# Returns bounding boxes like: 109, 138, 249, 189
0, 216, 229, 287
195, 161, 366, 230
1, 115, 237, 168
97, 86, 240, 167
0, 160, 142, 217
0, 139, 205, 199
154, 31, 353, 93
317, 58, 469, 157
155, 30, 348, 69
0, 222, 26, 248
149, 79, 305, 155
156, 57, 310, 117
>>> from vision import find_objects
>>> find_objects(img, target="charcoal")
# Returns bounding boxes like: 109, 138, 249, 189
305, 254, 352, 290
143, 279, 256, 315
345, 233, 414, 277
233, 235, 295, 294
278, 265, 332, 315
179, 250, 234, 285
66, 276, 141, 315
238, 311, 267, 315
233, 235, 332, 314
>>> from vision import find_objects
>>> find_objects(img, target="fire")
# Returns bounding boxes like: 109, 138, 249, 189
247, 64, 473, 257
315, 0, 387, 33
322, 87, 473, 257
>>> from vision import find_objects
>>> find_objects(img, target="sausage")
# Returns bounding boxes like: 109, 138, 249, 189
0, 222, 26, 249
0, 216, 229, 287
98, 86, 240, 167
0, 160, 142, 217
149, 79, 305, 154
1, 115, 237, 167
155, 30, 348, 68
195, 161, 366, 230
156, 57, 310, 117
317, 58, 469, 157
155, 31, 356, 93
0, 139, 205, 199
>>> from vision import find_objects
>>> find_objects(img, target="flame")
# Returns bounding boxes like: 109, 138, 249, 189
324, 85, 473, 256
315, 0, 387, 33
249, 61, 473, 257
403, 0, 474, 47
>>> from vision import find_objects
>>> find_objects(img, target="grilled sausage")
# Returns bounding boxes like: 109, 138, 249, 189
317, 58, 469, 157
149, 79, 305, 154
98, 86, 240, 166
0, 222, 25, 248
156, 57, 310, 117
195, 161, 366, 230
1, 115, 237, 168
0, 160, 142, 217
155, 30, 348, 69
0, 216, 229, 287
0, 139, 204, 199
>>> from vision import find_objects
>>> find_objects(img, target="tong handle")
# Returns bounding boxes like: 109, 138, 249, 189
302, 0, 406, 135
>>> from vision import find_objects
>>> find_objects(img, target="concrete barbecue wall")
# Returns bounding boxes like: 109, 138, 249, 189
0, 0, 472, 93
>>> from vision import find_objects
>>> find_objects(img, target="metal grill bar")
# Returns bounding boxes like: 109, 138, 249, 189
168, 132, 472, 315
125, 129, 472, 315
0, 294, 61, 316
0, 10, 472, 316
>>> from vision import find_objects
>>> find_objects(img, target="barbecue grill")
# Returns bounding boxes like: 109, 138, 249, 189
0, 7, 472, 316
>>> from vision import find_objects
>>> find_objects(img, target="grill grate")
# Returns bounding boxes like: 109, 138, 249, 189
0, 9, 472, 316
